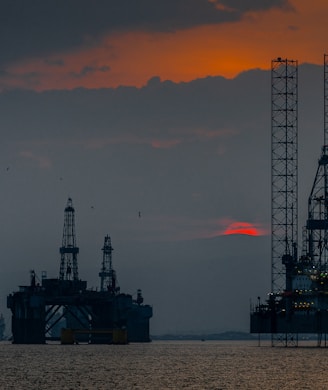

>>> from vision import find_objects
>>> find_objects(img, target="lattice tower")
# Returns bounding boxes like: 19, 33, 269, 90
271, 58, 298, 293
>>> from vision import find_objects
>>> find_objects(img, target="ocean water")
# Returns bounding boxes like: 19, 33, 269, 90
0, 340, 327, 389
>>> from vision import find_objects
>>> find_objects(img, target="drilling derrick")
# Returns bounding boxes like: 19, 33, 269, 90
99, 235, 119, 293
59, 198, 79, 281
271, 58, 298, 293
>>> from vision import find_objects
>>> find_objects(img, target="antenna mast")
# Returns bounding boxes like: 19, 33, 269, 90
59, 198, 79, 281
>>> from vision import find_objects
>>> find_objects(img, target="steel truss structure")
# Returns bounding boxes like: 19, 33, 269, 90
271, 58, 298, 294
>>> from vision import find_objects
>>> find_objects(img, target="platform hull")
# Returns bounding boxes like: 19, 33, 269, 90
251, 311, 328, 334
7, 279, 152, 344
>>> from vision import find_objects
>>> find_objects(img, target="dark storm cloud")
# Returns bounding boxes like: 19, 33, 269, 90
0, 0, 291, 67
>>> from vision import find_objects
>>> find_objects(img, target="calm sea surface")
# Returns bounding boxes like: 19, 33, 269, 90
0, 340, 327, 389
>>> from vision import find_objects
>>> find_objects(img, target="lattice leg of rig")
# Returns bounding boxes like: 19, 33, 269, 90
316, 333, 328, 347
271, 333, 298, 347
317, 333, 322, 347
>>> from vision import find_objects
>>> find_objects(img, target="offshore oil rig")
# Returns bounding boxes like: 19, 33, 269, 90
250, 55, 328, 346
7, 198, 152, 344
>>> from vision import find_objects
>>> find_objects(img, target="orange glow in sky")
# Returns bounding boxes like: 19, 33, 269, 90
223, 222, 267, 236
3, 0, 328, 91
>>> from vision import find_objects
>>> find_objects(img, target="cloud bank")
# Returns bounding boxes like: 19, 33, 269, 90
0, 0, 292, 67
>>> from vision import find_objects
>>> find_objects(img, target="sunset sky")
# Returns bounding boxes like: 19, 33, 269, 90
1, 0, 327, 91
0, 0, 328, 334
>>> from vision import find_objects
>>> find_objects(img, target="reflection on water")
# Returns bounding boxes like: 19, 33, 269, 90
0, 340, 326, 389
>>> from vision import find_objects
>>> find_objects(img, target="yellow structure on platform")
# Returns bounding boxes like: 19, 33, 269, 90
60, 328, 128, 345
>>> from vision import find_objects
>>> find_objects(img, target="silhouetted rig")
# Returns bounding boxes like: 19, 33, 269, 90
251, 56, 328, 346
7, 198, 152, 344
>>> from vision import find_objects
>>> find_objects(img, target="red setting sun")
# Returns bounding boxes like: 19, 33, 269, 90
223, 222, 265, 236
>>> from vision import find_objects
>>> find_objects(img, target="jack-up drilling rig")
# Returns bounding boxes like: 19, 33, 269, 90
7, 198, 152, 344
251, 55, 328, 346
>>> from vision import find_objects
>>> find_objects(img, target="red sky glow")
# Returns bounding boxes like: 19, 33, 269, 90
222, 221, 268, 237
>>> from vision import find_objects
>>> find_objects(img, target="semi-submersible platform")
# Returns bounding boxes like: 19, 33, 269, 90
7, 198, 152, 344
250, 55, 328, 346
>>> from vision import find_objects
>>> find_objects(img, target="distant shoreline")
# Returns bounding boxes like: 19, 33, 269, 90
150, 331, 257, 341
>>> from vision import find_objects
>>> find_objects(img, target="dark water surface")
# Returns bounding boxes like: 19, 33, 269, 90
0, 340, 326, 389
